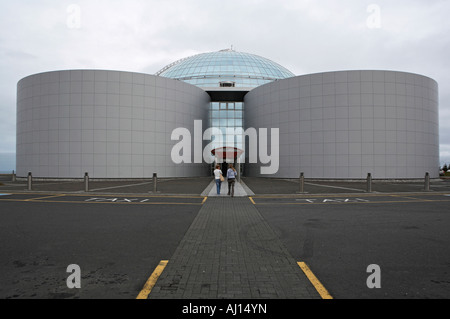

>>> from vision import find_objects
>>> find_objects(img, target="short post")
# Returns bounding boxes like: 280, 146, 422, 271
84, 172, 89, 192
12, 170, 16, 182
153, 173, 157, 193
366, 173, 372, 193
237, 158, 241, 183
424, 172, 430, 192
298, 172, 305, 193
27, 172, 32, 191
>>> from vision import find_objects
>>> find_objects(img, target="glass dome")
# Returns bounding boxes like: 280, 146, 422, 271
156, 49, 295, 88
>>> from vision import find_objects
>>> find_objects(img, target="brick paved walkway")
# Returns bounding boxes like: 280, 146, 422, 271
148, 197, 320, 299
203, 179, 255, 197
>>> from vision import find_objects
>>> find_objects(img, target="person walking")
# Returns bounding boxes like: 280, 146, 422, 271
213, 164, 223, 195
227, 164, 237, 197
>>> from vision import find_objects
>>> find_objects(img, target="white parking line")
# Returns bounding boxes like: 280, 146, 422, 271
296, 198, 370, 203
88, 181, 154, 192
305, 182, 367, 192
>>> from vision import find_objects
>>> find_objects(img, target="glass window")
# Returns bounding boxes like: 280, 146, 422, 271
219, 110, 228, 118
211, 111, 220, 118
157, 51, 294, 89
209, 100, 246, 144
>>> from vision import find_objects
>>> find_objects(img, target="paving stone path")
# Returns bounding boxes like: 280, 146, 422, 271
149, 197, 320, 299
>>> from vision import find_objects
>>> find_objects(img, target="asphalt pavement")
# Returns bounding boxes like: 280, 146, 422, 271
0, 196, 202, 299
1, 174, 449, 195
1, 176, 449, 300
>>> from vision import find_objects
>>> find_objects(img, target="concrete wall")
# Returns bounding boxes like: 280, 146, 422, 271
244, 70, 439, 179
16, 70, 210, 178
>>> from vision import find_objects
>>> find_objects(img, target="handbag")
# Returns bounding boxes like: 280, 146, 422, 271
220, 175, 224, 182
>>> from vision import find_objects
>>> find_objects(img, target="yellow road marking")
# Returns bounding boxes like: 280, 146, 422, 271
252, 199, 450, 206
0, 199, 203, 205
202, 197, 208, 204
0, 192, 203, 199
249, 197, 256, 205
0, 193, 204, 205
24, 194, 67, 202
136, 260, 168, 300
298, 262, 333, 300
69, 194, 203, 199
389, 194, 434, 202
252, 192, 449, 199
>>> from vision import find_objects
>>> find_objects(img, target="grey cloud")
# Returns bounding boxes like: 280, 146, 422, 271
0, 0, 449, 168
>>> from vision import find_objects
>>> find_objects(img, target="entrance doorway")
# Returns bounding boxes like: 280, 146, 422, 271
220, 162, 229, 177
211, 147, 244, 181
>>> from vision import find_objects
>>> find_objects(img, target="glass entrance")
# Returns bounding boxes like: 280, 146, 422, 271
208, 101, 244, 177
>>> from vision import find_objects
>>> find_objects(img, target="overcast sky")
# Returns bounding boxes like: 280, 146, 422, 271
0, 0, 449, 170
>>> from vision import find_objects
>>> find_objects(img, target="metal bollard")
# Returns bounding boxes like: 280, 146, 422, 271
153, 173, 158, 193
424, 172, 430, 192
366, 173, 372, 193
12, 170, 16, 182
84, 172, 89, 192
297, 172, 305, 193
27, 172, 32, 191
300, 172, 305, 193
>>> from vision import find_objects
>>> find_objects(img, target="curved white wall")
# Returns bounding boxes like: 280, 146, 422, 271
16, 70, 210, 178
244, 70, 439, 179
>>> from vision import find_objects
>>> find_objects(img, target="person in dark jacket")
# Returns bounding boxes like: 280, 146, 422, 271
227, 164, 237, 197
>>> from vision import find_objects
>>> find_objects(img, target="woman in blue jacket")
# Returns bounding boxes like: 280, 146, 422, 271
227, 164, 237, 197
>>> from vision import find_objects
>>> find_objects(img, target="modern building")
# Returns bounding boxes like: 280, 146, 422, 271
16, 49, 439, 179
